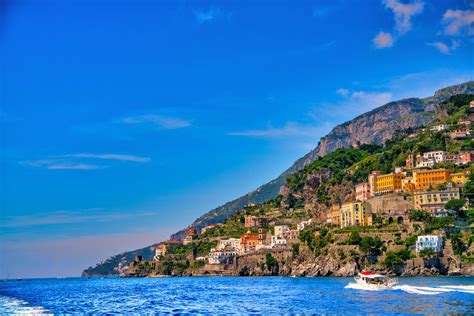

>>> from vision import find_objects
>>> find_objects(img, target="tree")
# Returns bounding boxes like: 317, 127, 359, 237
463, 173, 474, 207
359, 236, 384, 256
345, 231, 361, 245
444, 199, 466, 217
409, 210, 431, 222
265, 253, 278, 270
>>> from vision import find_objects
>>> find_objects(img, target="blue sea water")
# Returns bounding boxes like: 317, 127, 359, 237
0, 276, 473, 314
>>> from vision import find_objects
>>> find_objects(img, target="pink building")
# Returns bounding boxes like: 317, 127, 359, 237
284, 229, 299, 240
355, 182, 371, 202
460, 151, 473, 164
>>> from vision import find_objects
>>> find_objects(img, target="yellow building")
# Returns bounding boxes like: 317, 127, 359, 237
401, 177, 415, 192
449, 171, 470, 187
413, 169, 451, 190
340, 202, 373, 228
374, 173, 404, 195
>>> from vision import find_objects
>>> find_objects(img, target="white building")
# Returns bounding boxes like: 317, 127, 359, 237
422, 151, 447, 165
274, 225, 289, 237
208, 249, 238, 264
297, 219, 312, 231
429, 124, 449, 132
416, 235, 443, 253
271, 235, 287, 248
216, 238, 241, 250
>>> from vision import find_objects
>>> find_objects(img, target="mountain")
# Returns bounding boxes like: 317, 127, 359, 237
83, 81, 474, 276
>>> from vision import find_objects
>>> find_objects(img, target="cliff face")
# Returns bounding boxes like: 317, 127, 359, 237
83, 81, 474, 276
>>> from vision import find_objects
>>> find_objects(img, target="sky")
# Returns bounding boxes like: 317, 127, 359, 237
0, 0, 473, 278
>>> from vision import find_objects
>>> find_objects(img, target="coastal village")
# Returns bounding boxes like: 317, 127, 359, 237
121, 97, 474, 278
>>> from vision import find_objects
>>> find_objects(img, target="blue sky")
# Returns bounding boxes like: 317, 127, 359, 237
1, 0, 473, 278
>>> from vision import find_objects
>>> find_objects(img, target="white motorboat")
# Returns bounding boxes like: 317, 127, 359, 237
354, 271, 398, 290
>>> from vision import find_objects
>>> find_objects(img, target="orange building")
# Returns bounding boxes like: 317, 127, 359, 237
240, 231, 259, 253
413, 169, 451, 190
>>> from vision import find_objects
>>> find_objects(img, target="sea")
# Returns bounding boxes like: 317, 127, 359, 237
0, 276, 473, 314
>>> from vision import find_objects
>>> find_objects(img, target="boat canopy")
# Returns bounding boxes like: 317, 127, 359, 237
359, 272, 388, 279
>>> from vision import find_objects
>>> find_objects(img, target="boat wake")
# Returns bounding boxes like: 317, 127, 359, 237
0, 295, 50, 314
345, 283, 474, 295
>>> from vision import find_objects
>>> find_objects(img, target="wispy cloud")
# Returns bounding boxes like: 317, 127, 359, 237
441, 9, 474, 36
194, 7, 230, 24
373, 0, 424, 49
229, 122, 328, 138
336, 88, 350, 96
19, 153, 151, 170
61, 153, 151, 163
19, 160, 104, 170
373, 31, 395, 48
427, 39, 461, 54
120, 114, 191, 130
1, 210, 157, 228
385, 0, 424, 35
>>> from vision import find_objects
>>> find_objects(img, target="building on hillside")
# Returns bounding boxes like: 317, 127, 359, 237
355, 182, 371, 202
471, 100, 474, 108
216, 238, 241, 251
413, 186, 461, 214
401, 177, 416, 192
368, 171, 380, 196
370, 172, 404, 195
459, 150, 474, 164
271, 235, 287, 248
450, 171, 470, 187
449, 128, 471, 139
365, 193, 412, 225
340, 201, 372, 228
416, 235, 443, 253
274, 225, 290, 237
429, 124, 449, 132
256, 217, 268, 228
445, 153, 461, 165
284, 229, 299, 240
201, 224, 217, 234
187, 226, 197, 236
297, 219, 312, 231
458, 119, 472, 126
244, 215, 257, 227
153, 240, 180, 261
183, 226, 198, 245
240, 231, 259, 253
326, 205, 341, 226
422, 151, 447, 165
412, 168, 451, 190
406, 155, 416, 169
208, 249, 238, 264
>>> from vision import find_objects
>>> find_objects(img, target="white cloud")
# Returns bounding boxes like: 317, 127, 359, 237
441, 9, 474, 36
19, 160, 103, 170
385, 0, 425, 34
194, 7, 230, 24
427, 40, 461, 54
336, 88, 350, 96
121, 114, 191, 129
373, 31, 395, 48
229, 122, 327, 138
62, 153, 151, 163
19, 153, 151, 170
